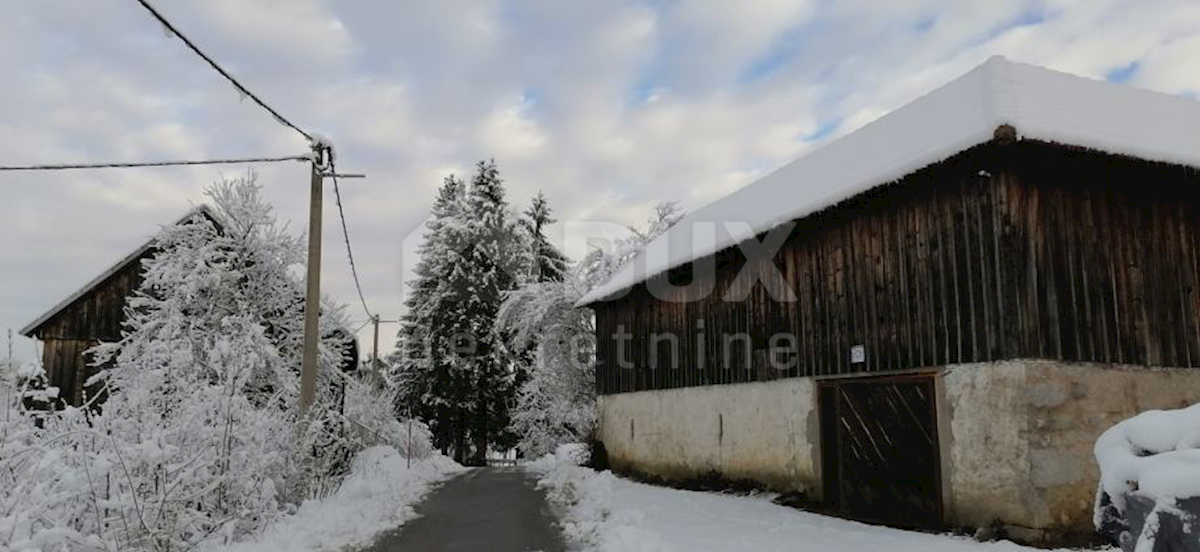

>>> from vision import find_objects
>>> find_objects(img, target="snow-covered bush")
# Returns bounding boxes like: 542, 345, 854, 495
342, 376, 434, 461
0, 174, 408, 551
1094, 403, 1200, 551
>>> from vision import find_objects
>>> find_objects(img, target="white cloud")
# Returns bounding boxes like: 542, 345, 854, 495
1138, 34, 1200, 94
1, 0, 1197, 362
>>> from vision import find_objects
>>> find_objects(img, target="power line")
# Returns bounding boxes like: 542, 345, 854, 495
0, 154, 310, 172
133, 0, 313, 143
328, 157, 374, 319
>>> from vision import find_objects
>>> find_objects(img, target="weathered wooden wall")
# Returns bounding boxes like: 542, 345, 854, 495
594, 141, 1200, 394
32, 251, 147, 406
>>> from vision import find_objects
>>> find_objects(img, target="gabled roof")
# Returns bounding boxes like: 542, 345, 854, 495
578, 56, 1200, 306
20, 205, 221, 337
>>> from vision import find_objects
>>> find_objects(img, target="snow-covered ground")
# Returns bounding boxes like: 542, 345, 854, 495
535, 458, 1100, 552
214, 446, 462, 552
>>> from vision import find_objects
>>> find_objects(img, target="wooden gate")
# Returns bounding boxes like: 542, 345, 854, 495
818, 374, 942, 528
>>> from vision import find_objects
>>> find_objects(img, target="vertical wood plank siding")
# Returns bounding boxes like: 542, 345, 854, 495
32, 252, 148, 406
594, 142, 1200, 394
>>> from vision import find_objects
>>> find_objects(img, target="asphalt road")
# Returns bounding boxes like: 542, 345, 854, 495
364, 467, 566, 552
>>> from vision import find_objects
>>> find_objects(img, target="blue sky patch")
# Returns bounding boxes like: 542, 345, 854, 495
1106, 61, 1140, 83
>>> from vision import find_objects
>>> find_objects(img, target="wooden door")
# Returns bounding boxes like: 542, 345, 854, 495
819, 374, 942, 528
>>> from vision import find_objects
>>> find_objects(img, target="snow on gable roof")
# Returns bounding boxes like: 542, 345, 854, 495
578, 56, 1200, 306
20, 205, 220, 337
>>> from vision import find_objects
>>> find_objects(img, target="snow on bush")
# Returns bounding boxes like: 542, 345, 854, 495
1094, 403, 1200, 549
0, 174, 421, 551
219, 446, 462, 552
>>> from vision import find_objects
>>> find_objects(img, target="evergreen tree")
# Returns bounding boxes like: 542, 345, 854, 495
443, 160, 529, 463
521, 191, 569, 283
392, 175, 466, 457
392, 161, 531, 464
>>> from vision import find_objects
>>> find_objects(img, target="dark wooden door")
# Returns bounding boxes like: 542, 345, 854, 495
819, 375, 942, 528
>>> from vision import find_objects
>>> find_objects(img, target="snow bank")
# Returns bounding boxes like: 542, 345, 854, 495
537, 459, 1073, 552
537, 458, 666, 551
216, 446, 462, 552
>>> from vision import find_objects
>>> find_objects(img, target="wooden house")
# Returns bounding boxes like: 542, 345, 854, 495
20, 206, 221, 407
579, 56, 1200, 542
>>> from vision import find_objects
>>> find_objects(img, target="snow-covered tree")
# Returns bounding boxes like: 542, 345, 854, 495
393, 174, 467, 457
521, 191, 569, 283
446, 160, 529, 463
0, 173, 401, 551
498, 201, 683, 457
392, 160, 531, 464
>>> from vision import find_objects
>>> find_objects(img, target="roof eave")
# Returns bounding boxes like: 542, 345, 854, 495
19, 204, 219, 338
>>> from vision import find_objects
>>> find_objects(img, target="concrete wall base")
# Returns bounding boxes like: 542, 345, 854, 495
596, 360, 1200, 542
596, 378, 817, 494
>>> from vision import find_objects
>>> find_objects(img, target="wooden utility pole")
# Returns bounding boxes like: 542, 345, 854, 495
299, 147, 326, 414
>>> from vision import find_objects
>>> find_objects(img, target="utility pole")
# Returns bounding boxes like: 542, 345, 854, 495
371, 314, 380, 371
299, 146, 326, 415
298, 146, 365, 416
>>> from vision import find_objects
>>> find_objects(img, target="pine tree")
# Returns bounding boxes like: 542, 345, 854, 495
521, 191, 569, 283
442, 160, 529, 464
392, 161, 531, 464
392, 175, 466, 457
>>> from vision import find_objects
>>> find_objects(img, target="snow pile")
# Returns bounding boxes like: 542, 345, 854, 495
537, 458, 665, 551
217, 446, 462, 552
1095, 403, 1200, 511
1093, 403, 1200, 548
579, 56, 1200, 306
539, 461, 1082, 552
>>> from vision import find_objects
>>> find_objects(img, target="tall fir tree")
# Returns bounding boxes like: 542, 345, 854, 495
391, 175, 466, 456
521, 191, 569, 283
445, 160, 529, 463
392, 161, 530, 463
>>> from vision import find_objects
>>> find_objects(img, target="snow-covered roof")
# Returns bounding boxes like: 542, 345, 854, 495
578, 56, 1200, 306
20, 205, 219, 337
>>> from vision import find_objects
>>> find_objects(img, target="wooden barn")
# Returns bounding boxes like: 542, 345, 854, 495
580, 56, 1200, 542
20, 206, 222, 407
20, 206, 362, 409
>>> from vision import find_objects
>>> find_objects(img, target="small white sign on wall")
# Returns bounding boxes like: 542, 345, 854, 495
850, 344, 866, 364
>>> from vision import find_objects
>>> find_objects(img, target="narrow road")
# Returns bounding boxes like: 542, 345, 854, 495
364, 467, 566, 552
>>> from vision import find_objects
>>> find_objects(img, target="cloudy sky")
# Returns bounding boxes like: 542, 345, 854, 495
2, 0, 1198, 362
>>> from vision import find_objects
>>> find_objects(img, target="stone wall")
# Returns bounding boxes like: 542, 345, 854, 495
596, 378, 818, 493
942, 360, 1200, 539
